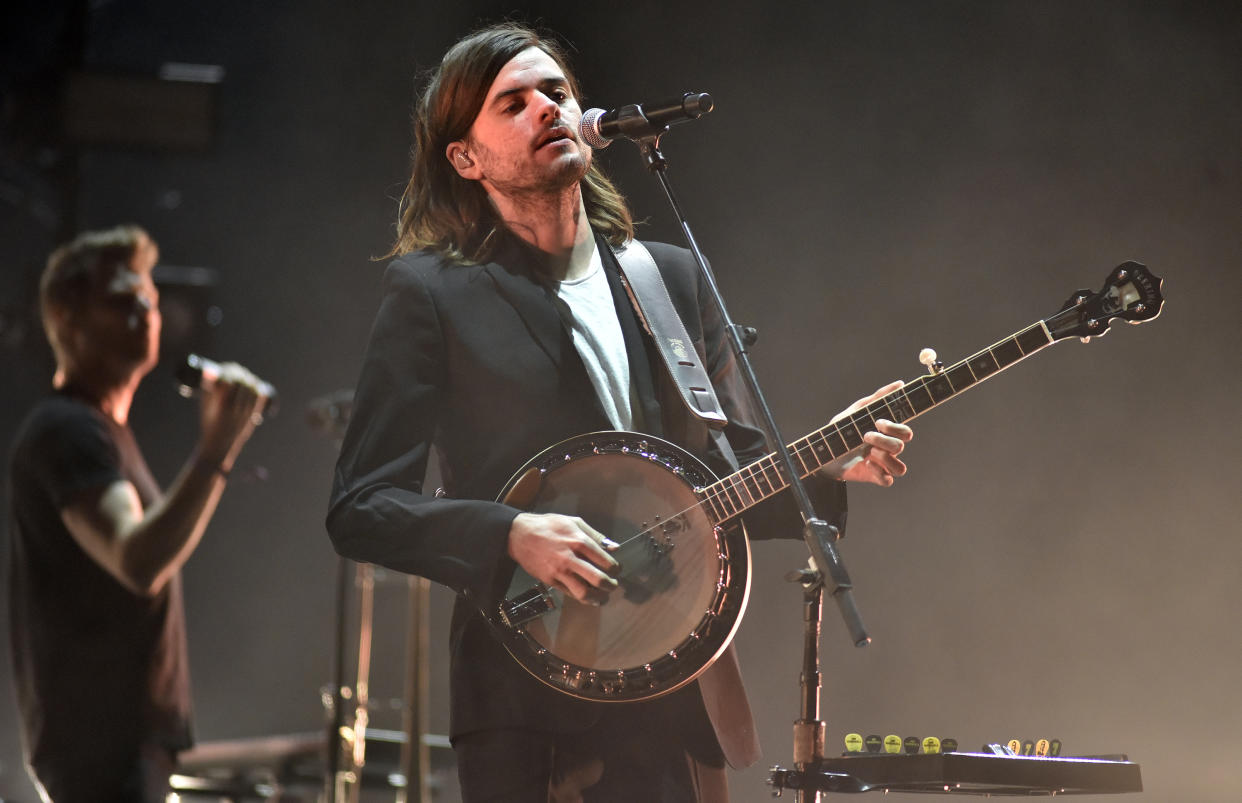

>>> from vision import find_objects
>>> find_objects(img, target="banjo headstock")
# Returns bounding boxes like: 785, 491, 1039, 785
1045, 261, 1164, 342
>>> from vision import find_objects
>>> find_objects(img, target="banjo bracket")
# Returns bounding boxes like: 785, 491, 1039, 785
498, 583, 557, 628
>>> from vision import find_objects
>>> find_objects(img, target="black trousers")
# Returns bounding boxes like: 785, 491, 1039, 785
455, 686, 730, 803
33, 741, 175, 803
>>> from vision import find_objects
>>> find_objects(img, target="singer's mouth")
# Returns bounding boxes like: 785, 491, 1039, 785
536, 126, 573, 150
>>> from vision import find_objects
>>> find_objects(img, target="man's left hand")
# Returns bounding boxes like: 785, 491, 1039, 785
823, 380, 913, 487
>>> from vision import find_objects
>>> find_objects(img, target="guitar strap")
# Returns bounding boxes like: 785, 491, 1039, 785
611, 240, 729, 431
479, 256, 1162, 771
612, 240, 759, 768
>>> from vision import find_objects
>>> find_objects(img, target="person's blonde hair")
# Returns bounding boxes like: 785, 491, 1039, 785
40, 224, 157, 361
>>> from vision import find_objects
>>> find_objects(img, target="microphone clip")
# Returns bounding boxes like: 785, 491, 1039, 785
607, 103, 667, 143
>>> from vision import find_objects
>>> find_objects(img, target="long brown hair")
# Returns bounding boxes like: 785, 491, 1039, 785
388, 23, 634, 263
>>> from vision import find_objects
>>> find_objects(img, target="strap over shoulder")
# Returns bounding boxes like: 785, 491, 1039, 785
612, 240, 728, 430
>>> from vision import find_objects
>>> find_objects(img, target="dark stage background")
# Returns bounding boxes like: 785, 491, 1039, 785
2, 1, 1239, 800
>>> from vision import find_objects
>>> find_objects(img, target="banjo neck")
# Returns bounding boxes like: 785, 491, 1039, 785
698, 321, 1058, 523
699, 260, 1165, 524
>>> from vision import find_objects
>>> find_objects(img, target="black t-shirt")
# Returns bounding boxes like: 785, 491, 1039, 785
6, 391, 192, 789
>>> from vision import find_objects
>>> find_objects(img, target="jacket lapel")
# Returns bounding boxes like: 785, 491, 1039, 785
481, 237, 616, 431
482, 239, 566, 370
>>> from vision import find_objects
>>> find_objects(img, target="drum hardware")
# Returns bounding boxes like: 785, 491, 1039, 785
171, 728, 454, 798
308, 389, 438, 803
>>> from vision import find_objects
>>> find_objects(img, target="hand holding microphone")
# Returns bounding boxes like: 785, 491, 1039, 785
176, 354, 278, 418
176, 354, 276, 476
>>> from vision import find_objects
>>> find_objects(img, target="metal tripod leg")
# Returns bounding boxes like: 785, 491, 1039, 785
397, 576, 432, 803
326, 559, 375, 803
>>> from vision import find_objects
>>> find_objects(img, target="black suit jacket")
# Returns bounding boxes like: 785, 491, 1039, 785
326, 232, 847, 767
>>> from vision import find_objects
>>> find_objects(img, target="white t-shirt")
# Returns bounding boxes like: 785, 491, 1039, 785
556, 245, 634, 431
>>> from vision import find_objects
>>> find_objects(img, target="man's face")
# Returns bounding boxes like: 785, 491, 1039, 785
65, 242, 162, 380
456, 46, 592, 197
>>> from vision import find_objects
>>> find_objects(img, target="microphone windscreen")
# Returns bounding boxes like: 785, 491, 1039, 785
578, 108, 611, 150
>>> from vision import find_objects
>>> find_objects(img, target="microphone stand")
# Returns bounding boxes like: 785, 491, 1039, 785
610, 105, 868, 802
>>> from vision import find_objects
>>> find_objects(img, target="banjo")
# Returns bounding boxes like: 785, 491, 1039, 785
484, 262, 1164, 702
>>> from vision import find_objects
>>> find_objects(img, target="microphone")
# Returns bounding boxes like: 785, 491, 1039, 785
579, 92, 713, 149
175, 353, 278, 416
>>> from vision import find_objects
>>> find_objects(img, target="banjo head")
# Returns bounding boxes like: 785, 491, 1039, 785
496, 431, 751, 702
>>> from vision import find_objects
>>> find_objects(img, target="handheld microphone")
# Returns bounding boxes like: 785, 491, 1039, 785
579, 92, 713, 149
175, 353, 278, 416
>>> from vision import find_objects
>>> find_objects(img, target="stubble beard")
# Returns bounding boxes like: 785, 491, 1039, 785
475, 138, 591, 205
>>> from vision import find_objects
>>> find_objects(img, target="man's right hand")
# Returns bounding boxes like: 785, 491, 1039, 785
62, 361, 270, 598
507, 512, 620, 604
198, 361, 268, 473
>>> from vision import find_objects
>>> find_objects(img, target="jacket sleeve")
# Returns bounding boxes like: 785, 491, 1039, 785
325, 258, 519, 604
691, 252, 849, 542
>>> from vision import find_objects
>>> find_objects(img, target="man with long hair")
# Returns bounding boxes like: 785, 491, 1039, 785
328, 23, 912, 801
7, 225, 268, 802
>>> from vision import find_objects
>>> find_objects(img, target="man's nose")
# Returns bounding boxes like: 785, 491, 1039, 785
535, 92, 559, 120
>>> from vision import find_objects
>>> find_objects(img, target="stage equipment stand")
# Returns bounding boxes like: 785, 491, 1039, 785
311, 392, 435, 803
606, 96, 867, 803
397, 574, 433, 803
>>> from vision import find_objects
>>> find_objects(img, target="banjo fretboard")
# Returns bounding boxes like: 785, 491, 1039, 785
698, 322, 1054, 523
